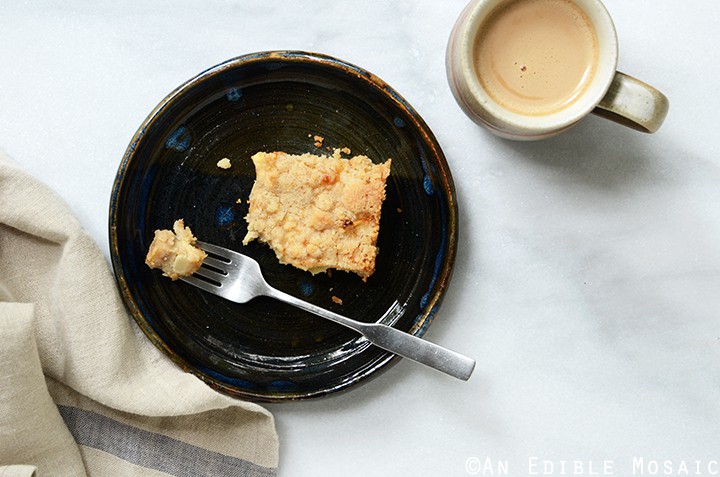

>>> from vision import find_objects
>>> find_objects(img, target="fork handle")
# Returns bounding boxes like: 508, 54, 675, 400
266, 288, 475, 381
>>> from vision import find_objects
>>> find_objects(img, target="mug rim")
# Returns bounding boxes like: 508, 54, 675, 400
448, 0, 619, 139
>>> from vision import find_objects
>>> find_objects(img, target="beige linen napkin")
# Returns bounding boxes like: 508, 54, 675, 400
0, 152, 278, 476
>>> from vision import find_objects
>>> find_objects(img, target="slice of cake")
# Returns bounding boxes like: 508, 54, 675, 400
242, 150, 392, 279
145, 219, 207, 280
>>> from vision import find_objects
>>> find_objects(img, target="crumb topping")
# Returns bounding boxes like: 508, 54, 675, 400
242, 150, 391, 278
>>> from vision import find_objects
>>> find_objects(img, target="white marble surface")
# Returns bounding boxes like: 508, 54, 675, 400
2, 1, 719, 476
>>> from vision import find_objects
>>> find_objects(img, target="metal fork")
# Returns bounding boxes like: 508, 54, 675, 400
181, 241, 475, 381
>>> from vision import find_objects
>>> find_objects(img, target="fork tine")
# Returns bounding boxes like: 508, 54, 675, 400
197, 241, 233, 259
203, 256, 229, 270
194, 265, 227, 283
180, 275, 221, 293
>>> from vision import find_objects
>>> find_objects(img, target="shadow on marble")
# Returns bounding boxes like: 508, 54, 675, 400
489, 116, 670, 191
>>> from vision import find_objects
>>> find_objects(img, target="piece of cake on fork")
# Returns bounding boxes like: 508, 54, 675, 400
145, 219, 207, 280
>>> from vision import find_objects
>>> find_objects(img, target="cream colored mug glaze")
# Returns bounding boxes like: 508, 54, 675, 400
447, 0, 669, 140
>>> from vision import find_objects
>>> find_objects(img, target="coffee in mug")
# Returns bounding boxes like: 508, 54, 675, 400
447, 0, 669, 140
475, 0, 598, 116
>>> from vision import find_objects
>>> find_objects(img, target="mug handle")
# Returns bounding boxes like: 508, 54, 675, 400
592, 72, 669, 133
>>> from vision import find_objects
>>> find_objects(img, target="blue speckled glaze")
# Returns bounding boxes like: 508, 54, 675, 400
165, 125, 191, 152
416, 132, 450, 334
418, 152, 435, 196
393, 117, 407, 128
416, 302, 439, 336
226, 88, 242, 101
422, 175, 434, 195
416, 233, 448, 336
420, 218, 447, 310
215, 206, 235, 227
197, 366, 261, 392
268, 380, 299, 392
298, 279, 315, 297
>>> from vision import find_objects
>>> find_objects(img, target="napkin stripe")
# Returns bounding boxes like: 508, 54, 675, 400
57, 405, 276, 477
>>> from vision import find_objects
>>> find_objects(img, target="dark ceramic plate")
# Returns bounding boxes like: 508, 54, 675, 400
109, 51, 457, 402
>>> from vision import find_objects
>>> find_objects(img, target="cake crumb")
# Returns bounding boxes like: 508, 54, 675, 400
217, 158, 232, 169
331, 296, 343, 305
313, 135, 324, 147
341, 147, 351, 155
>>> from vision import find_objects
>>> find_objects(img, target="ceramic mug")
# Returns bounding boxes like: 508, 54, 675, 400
446, 0, 669, 140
